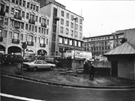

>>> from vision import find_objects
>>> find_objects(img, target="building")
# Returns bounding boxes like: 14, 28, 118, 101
40, 1, 84, 57
83, 33, 124, 57
104, 28, 135, 80
0, 0, 50, 56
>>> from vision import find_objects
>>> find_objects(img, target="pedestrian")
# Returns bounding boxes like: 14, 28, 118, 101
83, 60, 89, 74
16, 55, 24, 75
90, 62, 95, 80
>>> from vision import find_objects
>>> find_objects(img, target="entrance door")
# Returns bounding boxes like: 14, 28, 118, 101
111, 61, 118, 77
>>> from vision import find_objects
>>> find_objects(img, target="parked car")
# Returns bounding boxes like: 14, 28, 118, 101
2, 54, 24, 64
23, 59, 56, 71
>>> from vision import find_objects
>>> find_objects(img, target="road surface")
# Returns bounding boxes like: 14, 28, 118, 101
1, 75, 135, 101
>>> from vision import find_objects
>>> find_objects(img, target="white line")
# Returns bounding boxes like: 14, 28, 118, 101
0, 93, 45, 101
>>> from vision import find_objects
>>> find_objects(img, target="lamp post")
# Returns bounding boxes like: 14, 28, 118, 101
72, 17, 77, 60
54, 17, 60, 57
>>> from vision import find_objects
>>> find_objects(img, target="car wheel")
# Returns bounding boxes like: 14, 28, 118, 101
50, 66, 53, 71
33, 67, 37, 71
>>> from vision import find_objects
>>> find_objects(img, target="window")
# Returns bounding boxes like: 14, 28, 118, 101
60, 26, 63, 33
35, 36, 37, 43
26, 13, 29, 19
14, 9, 21, 16
78, 41, 81, 47
31, 4, 33, 9
33, 5, 35, 10
71, 15, 74, 20
23, 0, 26, 7
64, 38, 68, 44
11, 8, 14, 14
4, 18, 8, 25
16, 0, 19, 5
25, 24, 28, 30
69, 39, 72, 45
30, 14, 34, 20
80, 26, 82, 31
75, 24, 78, 30
36, 6, 38, 12
28, 35, 33, 42
71, 22, 73, 28
29, 24, 31, 31
61, 10, 64, 17
12, 0, 15, 3
13, 32, 19, 39
22, 11, 25, 18
53, 7, 57, 16
32, 25, 34, 32
36, 16, 38, 22
66, 28, 69, 35
6, 6, 9, 13
21, 23, 24, 29
66, 21, 69, 27
80, 19, 82, 24
66, 13, 69, 19
27, 2, 30, 8
74, 40, 77, 46
3, 30, 7, 38
59, 37, 62, 43
47, 20, 49, 25
35, 26, 37, 32
21, 34, 23, 40
71, 30, 73, 37
39, 27, 41, 33
61, 18, 64, 25
41, 38, 45, 44
46, 39, 48, 45
19, 0, 22, 6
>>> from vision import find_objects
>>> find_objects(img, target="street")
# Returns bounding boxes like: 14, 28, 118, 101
1, 75, 135, 101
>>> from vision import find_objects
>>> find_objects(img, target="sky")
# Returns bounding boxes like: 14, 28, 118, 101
56, 0, 135, 37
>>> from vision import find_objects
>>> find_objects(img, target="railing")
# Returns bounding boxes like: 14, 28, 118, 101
14, 24, 20, 28
27, 41, 34, 46
12, 39, 20, 44
29, 19, 35, 24
40, 43, 46, 47
41, 23, 47, 28
14, 15, 22, 20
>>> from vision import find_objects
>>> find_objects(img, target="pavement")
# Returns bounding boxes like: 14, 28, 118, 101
1, 64, 135, 89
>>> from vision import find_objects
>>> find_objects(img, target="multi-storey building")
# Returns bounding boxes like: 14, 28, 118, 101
83, 33, 124, 57
0, 0, 50, 56
40, 1, 84, 57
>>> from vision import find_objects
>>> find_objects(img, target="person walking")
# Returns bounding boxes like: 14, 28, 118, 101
90, 62, 95, 80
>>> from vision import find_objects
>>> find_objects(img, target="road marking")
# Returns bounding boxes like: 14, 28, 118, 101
0, 93, 45, 101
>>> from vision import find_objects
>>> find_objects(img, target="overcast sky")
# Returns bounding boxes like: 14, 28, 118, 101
56, 0, 135, 37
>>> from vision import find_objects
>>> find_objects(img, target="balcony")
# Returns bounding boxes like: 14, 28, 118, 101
0, 10, 5, 16
29, 19, 35, 24
40, 43, 46, 47
0, 37, 3, 42
14, 15, 22, 20
41, 23, 47, 28
14, 23, 20, 28
12, 39, 20, 44
27, 41, 34, 46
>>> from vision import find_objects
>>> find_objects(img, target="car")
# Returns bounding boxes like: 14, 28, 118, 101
23, 59, 56, 71
2, 54, 24, 64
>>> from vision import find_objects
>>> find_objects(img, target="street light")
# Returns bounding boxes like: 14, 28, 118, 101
72, 17, 78, 59
54, 17, 60, 57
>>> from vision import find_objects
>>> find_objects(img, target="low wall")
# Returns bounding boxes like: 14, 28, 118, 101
95, 68, 111, 76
